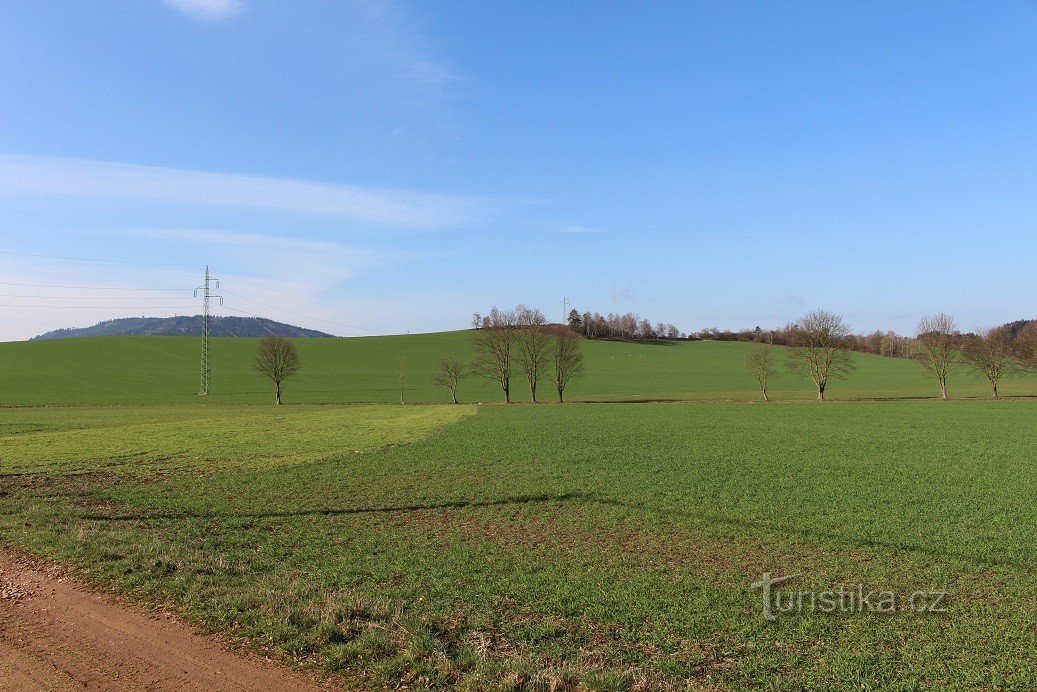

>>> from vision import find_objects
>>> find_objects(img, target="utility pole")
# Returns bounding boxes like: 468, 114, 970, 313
562, 295, 570, 326
194, 266, 222, 396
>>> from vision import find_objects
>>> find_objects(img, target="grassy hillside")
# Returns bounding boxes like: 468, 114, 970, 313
0, 331, 1030, 405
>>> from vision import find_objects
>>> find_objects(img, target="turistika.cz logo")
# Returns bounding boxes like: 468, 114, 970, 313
750, 572, 948, 621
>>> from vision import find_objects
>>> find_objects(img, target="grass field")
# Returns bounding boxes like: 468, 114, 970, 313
3, 399, 1037, 689
0, 332, 1031, 405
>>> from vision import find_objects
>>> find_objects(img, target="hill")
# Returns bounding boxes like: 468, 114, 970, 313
31, 315, 334, 340
0, 331, 1029, 405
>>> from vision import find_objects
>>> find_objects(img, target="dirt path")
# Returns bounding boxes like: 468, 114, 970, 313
0, 548, 327, 691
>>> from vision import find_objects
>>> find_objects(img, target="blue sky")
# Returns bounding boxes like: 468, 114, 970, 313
1, 1, 1036, 340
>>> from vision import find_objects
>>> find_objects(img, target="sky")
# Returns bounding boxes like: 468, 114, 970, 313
1, 1, 1036, 340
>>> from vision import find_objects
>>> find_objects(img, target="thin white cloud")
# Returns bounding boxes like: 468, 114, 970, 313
118, 228, 403, 282
558, 225, 601, 234
350, 1, 465, 89
406, 61, 463, 87
0, 154, 498, 229
137, 228, 356, 254
165, 0, 243, 21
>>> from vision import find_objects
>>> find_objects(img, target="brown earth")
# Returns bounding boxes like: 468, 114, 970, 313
0, 548, 328, 691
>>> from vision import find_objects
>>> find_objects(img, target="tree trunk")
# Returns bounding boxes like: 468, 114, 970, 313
762, 387, 769, 402
940, 380, 947, 400
451, 389, 458, 404
275, 382, 281, 405
558, 387, 564, 403
503, 381, 510, 403
992, 381, 999, 399
531, 382, 537, 403
817, 382, 825, 402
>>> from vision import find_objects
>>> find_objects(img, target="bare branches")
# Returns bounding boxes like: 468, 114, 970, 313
517, 325, 552, 402
785, 309, 855, 401
551, 330, 585, 403
743, 346, 778, 402
914, 313, 959, 400
472, 319, 516, 403
251, 335, 300, 405
962, 327, 1021, 398
432, 354, 469, 404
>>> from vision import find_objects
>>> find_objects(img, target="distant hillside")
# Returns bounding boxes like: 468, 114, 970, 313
1, 331, 1029, 406
31, 315, 335, 340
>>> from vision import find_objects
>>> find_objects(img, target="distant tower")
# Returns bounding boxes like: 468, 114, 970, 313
562, 295, 570, 325
194, 266, 222, 396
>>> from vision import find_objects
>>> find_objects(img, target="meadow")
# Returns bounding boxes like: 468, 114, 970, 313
4, 398, 1037, 688
0, 331, 1031, 405
2, 334, 1037, 689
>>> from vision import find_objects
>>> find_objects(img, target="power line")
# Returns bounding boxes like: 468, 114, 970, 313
220, 288, 377, 334
0, 294, 193, 300
0, 282, 189, 291
211, 266, 439, 327
219, 305, 319, 336
0, 304, 201, 309
0, 250, 202, 268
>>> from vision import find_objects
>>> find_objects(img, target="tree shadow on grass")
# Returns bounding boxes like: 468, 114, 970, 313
81, 492, 592, 523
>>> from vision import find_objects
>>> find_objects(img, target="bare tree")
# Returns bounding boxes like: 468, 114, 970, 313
785, 309, 855, 401
517, 325, 552, 402
915, 313, 958, 400
432, 354, 469, 404
472, 309, 516, 402
551, 330, 584, 402
962, 327, 1020, 398
744, 346, 778, 402
252, 335, 300, 405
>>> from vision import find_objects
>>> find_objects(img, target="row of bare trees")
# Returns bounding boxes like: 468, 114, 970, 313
438, 306, 586, 403
744, 309, 1037, 402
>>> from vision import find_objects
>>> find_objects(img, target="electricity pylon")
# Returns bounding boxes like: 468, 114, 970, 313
194, 266, 222, 395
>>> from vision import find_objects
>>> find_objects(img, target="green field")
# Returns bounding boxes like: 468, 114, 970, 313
3, 335, 1037, 689
0, 332, 1030, 404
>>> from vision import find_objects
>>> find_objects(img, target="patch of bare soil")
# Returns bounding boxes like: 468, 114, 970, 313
0, 547, 328, 691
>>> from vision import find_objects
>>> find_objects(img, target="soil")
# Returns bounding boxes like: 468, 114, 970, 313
0, 548, 328, 691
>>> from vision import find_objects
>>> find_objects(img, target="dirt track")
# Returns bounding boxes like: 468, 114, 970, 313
0, 548, 326, 691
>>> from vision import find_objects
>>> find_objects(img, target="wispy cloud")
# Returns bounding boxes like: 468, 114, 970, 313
558, 224, 601, 234
164, 0, 243, 21
350, 1, 465, 90
0, 154, 499, 229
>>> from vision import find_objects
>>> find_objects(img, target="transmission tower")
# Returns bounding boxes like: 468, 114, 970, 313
194, 266, 222, 396
562, 295, 570, 325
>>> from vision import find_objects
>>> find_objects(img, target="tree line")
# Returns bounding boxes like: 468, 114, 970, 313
473, 306, 684, 343
743, 309, 1037, 402
462, 305, 585, 403
245, 308, 1037, 404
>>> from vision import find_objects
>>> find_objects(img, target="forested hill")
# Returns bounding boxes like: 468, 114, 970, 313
31, 316, 335, 340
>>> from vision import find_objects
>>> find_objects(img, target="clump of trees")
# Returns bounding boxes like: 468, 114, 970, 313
697, 324, 913, 359
570, 310, 683, 342
475, 306, 683, 342
464, 305, 585, 403
252, 334, 300, 405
